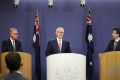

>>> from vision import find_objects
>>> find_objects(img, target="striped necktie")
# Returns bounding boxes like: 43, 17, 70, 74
13, 40, 16, 51
58, 39, 62, 52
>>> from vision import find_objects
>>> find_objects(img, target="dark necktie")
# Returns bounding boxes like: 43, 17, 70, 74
114, 41, 117, 50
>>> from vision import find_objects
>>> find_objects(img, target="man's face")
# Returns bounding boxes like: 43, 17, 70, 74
112, 30, 119, 39
10, 30, 19, 40
56, 28, 64, 39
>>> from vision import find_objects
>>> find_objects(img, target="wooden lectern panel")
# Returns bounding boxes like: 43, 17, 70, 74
100, 51, 120, 80
1, 52, 32, 80
0, 73, 1, 80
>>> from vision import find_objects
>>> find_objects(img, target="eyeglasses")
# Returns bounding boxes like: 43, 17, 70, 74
11, 33, 19, 35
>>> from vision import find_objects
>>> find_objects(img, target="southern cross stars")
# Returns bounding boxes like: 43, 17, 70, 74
88, 33, 93, 42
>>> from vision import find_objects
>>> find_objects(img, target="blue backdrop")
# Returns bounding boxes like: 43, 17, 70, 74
0, 0, 120, 80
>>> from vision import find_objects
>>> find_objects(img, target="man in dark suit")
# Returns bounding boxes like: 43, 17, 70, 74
105, 28, 120, 52
46, 27, 71, 56
2, 28, 22, 52
2, 52, 28, 80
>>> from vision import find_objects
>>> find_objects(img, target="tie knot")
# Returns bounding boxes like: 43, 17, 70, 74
13, 40, 15, 44
115, 41, 117, 44
59, 39, 61, 42
114, 41, 118, 50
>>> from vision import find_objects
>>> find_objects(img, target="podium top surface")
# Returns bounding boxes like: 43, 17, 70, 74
1, 51, 31, 54
47, 53, 86, 58
101, 51, 120, 55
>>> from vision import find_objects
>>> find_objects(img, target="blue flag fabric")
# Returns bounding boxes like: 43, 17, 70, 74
33, 9, 41, 80
85, 9, 94, 80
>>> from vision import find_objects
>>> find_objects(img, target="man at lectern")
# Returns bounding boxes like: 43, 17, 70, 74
105, 28, 120, 52
2, 28, 22, 52
46, 27, 71, 56
2, 52, 28, 80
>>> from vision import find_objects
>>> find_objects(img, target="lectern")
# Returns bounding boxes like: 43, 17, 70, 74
0, 73, 1, 80
0, 52, 32, 80
100, 51, 120, 80
47, 53, 86, 80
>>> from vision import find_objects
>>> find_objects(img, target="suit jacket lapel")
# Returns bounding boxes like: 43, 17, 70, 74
55, 39, 59, 52
8, 39, 14, 50
61, 40, 64, 53
8, 38, 15, 51
112, 40, 115, 50
15, 40, 17, 51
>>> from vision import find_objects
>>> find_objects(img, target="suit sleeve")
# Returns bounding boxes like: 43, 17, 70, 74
19, 41, 23, 52
66, 41, 71, 53
104, 41, 111, 52
2, 41, 7, 52
45, 41, 52, 56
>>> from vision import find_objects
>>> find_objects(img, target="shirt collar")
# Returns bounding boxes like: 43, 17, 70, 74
56, 37, 62, 43
10, 37, 14, 42
57, 37, 62, 41
15, 71, 22, 74
115, 37, 120, 42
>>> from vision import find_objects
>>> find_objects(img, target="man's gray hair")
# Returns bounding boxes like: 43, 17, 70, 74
56, 27, 64, 32
9, 28, 18, 34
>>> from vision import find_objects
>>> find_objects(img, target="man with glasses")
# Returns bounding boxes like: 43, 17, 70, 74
46, 27, 71, 56
2, 28, 22, 52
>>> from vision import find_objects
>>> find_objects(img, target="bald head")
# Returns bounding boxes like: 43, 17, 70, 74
56, 27, 64, 39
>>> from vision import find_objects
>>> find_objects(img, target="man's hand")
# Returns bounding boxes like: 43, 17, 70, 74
98, 53, 102, 58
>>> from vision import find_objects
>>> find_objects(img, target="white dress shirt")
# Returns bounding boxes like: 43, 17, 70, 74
57, 38, 62, 51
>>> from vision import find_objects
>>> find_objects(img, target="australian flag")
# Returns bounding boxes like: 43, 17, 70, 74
85, 9, 94, 80
33, 9, 41, 80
